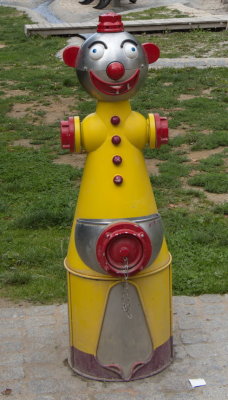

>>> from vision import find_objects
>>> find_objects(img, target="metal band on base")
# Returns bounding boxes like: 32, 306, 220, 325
69, 337, 173, 382
64, 253, 172, 279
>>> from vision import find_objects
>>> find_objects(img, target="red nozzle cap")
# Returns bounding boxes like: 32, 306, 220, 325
154, 114, 169, 148
60, 117, 75, 152
97, 13, 124, 33
96, 222, 152, 277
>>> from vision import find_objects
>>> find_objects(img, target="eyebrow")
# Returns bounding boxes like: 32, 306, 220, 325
88, 40, 108, 49
120, 39, 138, 48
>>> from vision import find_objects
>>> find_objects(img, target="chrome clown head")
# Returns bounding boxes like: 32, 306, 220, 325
63, 13, 160, 102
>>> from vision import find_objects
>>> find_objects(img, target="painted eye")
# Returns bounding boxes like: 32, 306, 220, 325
123, 42, 138, 59
89, 43, 105, 60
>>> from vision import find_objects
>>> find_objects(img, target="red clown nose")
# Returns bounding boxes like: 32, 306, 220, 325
106, 62, 125, 80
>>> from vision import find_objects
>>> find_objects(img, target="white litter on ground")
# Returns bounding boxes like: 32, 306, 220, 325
189, 378, 206, 388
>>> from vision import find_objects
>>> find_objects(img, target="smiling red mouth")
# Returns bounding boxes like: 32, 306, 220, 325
90, 69, 140, 95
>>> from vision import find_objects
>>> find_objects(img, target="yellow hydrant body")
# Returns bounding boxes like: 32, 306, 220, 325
61, 13, 173, 381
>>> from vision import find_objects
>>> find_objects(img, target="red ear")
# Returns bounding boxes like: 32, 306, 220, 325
142, 43, 160, 64
63, 46, 80, 68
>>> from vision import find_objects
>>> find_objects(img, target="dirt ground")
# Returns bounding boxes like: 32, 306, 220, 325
0, 297, 39, 307
7, 96, 77, 125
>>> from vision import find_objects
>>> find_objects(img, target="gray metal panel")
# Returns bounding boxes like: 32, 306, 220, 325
75, 214, 164, 274
96, 282, 153, 380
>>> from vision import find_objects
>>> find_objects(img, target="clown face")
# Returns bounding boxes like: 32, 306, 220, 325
76, 31, 149, 101
63, 13, 159, 102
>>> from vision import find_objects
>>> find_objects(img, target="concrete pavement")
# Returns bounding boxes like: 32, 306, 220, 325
0, 295, 227, 399
152, 57, 228, 69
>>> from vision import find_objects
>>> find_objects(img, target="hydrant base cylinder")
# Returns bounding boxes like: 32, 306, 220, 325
66, 253, 172, 381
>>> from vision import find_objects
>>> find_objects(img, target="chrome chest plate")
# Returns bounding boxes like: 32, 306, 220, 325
75, 214, 164, 274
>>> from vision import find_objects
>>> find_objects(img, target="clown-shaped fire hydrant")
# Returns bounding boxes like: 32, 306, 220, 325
60, 13, 173, 381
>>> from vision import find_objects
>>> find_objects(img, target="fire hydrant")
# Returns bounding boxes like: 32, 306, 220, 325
60, 12, 173, 381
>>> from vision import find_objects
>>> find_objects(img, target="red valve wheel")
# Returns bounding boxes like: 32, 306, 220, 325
60, 117, 75, 152
154, 114, 168, 148
96, 222, 152, 277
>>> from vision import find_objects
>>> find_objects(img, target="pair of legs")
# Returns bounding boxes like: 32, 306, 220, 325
79, 0, 137, 10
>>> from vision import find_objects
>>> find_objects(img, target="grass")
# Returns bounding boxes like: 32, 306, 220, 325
165, 209, 228, 295
122, 6, 189, 20
171, 131, 228, 150
138, 30, 228, 58
188, 173, 228, 193
0, 6, 227, 303
197, 153, 226, 171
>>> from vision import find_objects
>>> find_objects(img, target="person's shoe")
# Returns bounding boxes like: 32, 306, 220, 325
94, 0, 112, 9
79, 0, 95, 5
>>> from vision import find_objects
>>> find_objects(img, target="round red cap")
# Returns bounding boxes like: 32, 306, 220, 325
97, 13, 124, 33
96, 222, 152, 277
60, 117, 75, 152
154, 114, 169, 148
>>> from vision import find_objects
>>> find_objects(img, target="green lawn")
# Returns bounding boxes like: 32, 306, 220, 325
138, 30, 228, 58
0, 7, 227, 303
122, 6, 190, 20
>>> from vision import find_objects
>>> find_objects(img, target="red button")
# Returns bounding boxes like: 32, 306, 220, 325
112, 135, 121, 145
111, 116, 120, 125
113, 175, 123, 185
112, 155, 122, 165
